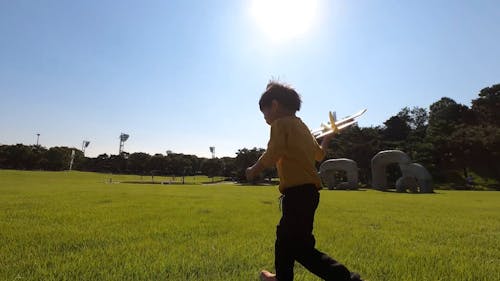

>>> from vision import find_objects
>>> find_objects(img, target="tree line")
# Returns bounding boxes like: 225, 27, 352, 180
1, 84, 498, 189
0, 143, 262, 181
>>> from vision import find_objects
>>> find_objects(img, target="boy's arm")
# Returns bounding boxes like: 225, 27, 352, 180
246, 122, 285, 181
316, 133, 335, 161
246, 142, 282, 181
246, 160, 266, 181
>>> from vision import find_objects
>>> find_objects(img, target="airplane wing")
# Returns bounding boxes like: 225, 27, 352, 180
311, 123, 331, 135
334, 109, 367, 127
313, 120, 358, 139
311, 109, 367, 139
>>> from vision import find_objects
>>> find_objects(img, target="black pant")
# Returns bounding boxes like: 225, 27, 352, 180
275, 184, 362, 281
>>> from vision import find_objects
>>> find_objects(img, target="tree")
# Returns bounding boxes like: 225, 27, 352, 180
0, 144, 50, 170
166, 153, 193, 176
45, 147, 75, 171
221, 157, 236, 178
426, 97, 474, 179
109, 154, 128, 173
187, 155, 202, 175
91, 154, 111, 172
397, 107, 428, 130
201, 158, 224, 180
382, 115, 411, 142
450, 125, 500, 180
0, 144, 33, 169
471, 84, 500, 127
146, 154, 165, 175
127, 152, 151, 174
386, 107, 430, 163
398, 106, 428, 141
428, 97, 472, 133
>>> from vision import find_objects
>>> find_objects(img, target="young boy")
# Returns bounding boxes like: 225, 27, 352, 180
246, 81, 364, 281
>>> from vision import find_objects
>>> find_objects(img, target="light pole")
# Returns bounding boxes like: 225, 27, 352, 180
36, 133, 40, 146
119, 133, 129, 155
82, 140, 90, 156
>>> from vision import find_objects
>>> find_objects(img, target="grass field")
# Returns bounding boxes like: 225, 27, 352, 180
1, 170, 499, 281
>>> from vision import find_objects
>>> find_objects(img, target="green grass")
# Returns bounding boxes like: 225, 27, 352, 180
1, 170, 499, 281
96, 173, 225, 185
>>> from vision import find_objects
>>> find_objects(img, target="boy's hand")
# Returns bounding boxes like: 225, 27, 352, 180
246, 162, 264, 181
246, 166, 257, 181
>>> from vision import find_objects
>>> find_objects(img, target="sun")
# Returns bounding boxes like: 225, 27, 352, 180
251, 0, 319, 42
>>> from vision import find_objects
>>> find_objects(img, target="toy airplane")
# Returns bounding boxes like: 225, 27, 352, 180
311, 109, 367, 139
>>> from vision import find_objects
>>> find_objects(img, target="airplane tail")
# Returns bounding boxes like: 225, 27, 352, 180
329, 111, 339, 133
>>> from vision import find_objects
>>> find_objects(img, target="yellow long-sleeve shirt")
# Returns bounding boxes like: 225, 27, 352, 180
259, 116, 326, 193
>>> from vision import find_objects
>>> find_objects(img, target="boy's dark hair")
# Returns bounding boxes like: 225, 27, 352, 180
259, 81, 302, 112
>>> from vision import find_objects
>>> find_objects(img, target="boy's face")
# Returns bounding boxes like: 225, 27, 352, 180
261, 106, 274, 125
260, 100, 279, 125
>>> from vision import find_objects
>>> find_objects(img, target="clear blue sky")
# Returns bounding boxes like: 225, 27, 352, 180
1, 0, 499, 158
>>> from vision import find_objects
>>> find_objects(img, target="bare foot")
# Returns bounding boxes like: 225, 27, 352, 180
260, 270, 277, 281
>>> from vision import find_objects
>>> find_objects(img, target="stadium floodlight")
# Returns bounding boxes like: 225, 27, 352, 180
82, 140, 90, 156
36, 133, 40, 146
119, 133, 129, 155
120, 133, 129, 142
209, 146, 215, 159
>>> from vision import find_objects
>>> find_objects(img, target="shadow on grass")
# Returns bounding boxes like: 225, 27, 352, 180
375, 188, 437, 194
235, 183, 277, 187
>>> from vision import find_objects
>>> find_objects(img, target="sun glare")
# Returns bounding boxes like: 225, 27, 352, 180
251, 0, 318, 42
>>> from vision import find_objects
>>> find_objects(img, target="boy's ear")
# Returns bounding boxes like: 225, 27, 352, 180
271, 99, 279, 112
